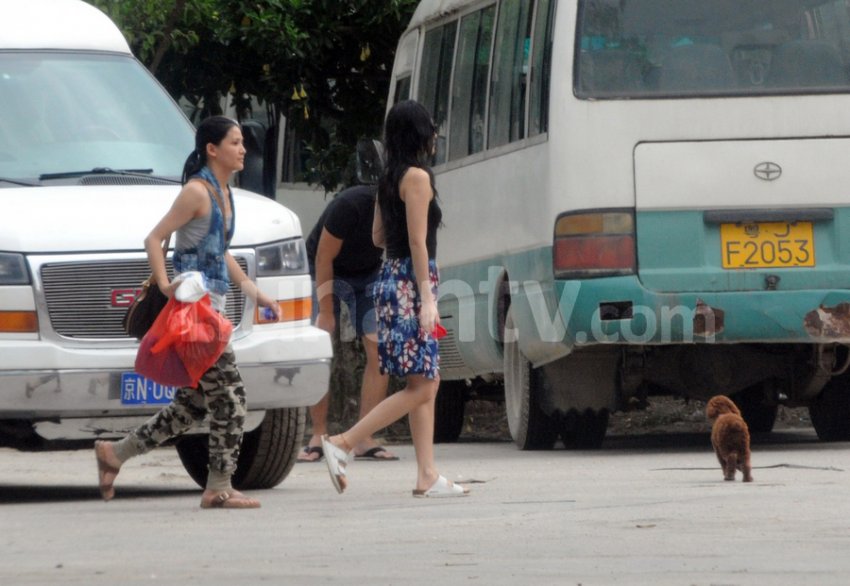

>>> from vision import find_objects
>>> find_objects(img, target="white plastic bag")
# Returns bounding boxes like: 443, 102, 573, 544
174, 271, 208, 303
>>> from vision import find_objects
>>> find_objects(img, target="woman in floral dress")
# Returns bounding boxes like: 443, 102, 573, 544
321, 100, 469, 498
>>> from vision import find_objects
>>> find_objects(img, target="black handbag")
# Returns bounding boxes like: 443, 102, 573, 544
122, 237, 170, 339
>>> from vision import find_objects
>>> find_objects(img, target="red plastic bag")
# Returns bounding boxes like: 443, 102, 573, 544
135, 295, 233, 388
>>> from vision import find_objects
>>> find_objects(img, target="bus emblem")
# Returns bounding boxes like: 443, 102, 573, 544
753, 162, 782, 181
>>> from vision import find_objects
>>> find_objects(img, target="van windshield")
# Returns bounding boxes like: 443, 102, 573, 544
0, 52, 193, 182
576, 0, 850, 98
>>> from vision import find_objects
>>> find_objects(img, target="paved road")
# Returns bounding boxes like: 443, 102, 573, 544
2, 428, 849, 585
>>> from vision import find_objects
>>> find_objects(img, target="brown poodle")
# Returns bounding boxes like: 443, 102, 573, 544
705, 395, 753, 482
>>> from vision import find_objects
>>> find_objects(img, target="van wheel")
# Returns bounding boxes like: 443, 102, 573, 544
560, 408, 609, 449
176, 407, 306, 489
434, 380, 466, 443
503, 309, 558, 450
809, 375, 850, 441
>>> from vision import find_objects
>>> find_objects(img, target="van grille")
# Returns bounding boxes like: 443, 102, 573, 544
40, 258, 247, 339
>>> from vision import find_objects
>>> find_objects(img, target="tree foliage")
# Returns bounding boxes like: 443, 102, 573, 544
87, 0, 418, 191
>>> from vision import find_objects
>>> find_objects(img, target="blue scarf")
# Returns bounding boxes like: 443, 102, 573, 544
195, 166, 234, 242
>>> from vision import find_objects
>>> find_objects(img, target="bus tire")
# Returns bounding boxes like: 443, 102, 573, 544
809, 375, 850, 441
503, 309, 558, 450
560, 408, 609, 449
733, 386, 777, 433
434, 380, 466, 443
176, 407, 306, 489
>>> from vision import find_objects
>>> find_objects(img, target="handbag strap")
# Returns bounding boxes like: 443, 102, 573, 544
194, 177, 230, 226
194, 178, 231, 244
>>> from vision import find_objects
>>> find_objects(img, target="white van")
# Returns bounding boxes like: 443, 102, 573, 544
392, 0, 850, 448
0, 0, 332, 488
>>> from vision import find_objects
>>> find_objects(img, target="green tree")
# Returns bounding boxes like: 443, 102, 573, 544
87, 0, 418, 191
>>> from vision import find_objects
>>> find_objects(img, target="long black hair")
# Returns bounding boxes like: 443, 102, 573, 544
377, 100, 441, 252
181, 116, 241, 184
379, 100, 439, 198
378, 99, 438, 202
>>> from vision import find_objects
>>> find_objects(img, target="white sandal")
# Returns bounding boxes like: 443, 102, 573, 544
321, 434, 351, 494
412, 475, 470, 498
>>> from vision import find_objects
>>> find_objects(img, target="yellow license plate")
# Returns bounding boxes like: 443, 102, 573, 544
720, 221, 815, 269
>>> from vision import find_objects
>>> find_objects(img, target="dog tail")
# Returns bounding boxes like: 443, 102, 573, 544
706, 396, 742, 419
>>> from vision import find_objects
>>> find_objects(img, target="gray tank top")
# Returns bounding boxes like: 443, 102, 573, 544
175, 214, 210, 250
175, 208, 233, 312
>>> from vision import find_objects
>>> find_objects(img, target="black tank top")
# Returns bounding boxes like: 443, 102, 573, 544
381, 168, 442, 260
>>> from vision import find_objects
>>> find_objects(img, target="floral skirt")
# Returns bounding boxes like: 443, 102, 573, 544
373, 257, 440, 379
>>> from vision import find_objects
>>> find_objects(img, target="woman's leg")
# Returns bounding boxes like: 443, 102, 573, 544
353, 334, 394, 456
405, 374, 439, 491
325, 374, 438, 493
95, 385, 207, 500
197, 349, 259, 508
336, 374, 434, 448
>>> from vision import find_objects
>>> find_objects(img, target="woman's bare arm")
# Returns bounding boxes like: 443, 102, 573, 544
372, 195, 386, 248
144, 181, 206, 296
226, 253, 281, 321
400, 167, 438, 333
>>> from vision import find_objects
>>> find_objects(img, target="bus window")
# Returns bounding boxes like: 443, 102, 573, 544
528, 0, 554, 137
488, 0, 534, 148
575, 0, 850, 98
449, 5, 496, 161
419, 21, 458, 165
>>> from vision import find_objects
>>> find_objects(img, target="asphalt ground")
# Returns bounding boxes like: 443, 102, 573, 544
2, 427, 849, 586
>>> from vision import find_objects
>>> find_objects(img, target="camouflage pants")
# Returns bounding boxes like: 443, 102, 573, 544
126, 347, 247, 477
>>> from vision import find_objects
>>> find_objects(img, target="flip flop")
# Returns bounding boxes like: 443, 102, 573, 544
321, 435, 351, 494
94, 440, 119, 501
412, 475, 470, 498
296, 445, 324, 462
200, 491, 261, 509
355, 446, 399, 461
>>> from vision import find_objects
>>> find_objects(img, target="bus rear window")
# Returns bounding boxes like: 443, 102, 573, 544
575, 0, 850, 98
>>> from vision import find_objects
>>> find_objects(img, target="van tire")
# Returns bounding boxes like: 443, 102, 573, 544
176, 407, 306, 489
503, 309, 558, 450
809, 375, 850, 441
434, 380, 466, 443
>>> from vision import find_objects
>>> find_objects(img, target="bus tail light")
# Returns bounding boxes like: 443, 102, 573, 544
553, 210, 636, 278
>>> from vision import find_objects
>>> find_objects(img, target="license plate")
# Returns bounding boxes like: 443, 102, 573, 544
720, 221, 815, 269
120, 372, 176, 405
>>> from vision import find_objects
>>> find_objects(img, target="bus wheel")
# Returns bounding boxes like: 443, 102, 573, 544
434, 380, 466, 443
503, 309, 558, 450
176, 407, 306, 489
560, 408, 609, 449
733, 385, 777, 433
809, 374, 850, 441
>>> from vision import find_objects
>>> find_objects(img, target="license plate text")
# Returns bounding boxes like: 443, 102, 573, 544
720, 221, 815, 269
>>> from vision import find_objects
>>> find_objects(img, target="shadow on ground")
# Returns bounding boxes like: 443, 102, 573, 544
0, 484, 197, 505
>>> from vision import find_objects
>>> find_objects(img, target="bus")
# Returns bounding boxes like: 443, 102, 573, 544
390, 0, 850, 448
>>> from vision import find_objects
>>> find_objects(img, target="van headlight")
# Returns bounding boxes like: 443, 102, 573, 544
256, 238, 309, 276
0, 253, 30, 285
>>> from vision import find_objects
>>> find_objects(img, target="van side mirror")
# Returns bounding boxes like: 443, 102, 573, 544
356, 138, 385, 185
239, 119, 277, 198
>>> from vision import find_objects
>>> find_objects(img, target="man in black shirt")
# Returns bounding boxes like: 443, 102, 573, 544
298, 184, 398, 461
